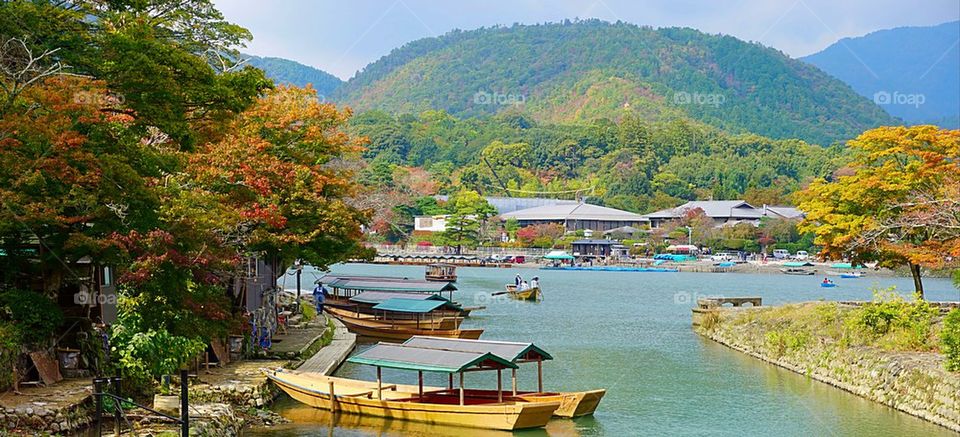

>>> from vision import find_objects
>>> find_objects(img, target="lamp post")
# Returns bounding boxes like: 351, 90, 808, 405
294, 259, 303, 313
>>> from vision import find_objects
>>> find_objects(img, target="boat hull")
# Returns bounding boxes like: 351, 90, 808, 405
330, 311, 484, 341
325, 306, 463, 330
505, 285, 540, 301
266, 371, 559, 431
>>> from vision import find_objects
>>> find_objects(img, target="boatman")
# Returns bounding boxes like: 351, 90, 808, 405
313, 282, 326, 315
515, 274, 523, 287
531, 277, 540, 289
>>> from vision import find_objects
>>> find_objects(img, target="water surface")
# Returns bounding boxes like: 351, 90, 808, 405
252, 264, 959, 436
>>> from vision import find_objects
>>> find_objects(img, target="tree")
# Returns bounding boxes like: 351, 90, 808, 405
797, 126, 960, 298
440, 190, 495, 254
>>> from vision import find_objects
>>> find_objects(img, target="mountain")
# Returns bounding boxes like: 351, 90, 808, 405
803, 21, 959, 127
243, 54, 343, 97
333, 20, 895, 145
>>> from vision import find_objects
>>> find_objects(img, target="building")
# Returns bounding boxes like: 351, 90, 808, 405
643, 200, 804, 228
571, 239, 618, 258
414, 215, 449, 232
434, 195, 579, 215
500, 203, 649, 232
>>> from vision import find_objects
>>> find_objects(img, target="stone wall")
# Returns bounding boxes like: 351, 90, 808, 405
694, 305, 960, 432
0, 399, 94, 434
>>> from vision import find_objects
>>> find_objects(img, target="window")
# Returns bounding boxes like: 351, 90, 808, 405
101, 266, 112, 286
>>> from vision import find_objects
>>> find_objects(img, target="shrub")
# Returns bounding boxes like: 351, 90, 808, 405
942, 309, 960, 372
0, 289, 63, 346
848, 289, 938, 350
110, 311, 205, 393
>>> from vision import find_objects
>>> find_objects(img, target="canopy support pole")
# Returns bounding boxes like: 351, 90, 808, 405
448, 373, 453, 390
459, 372, 465, 406
537, 357, 543, 392
376, 366, 382, 400
511, 368, 517, 396
418, 371, 423, 402
328, 381, 337, 412
497, 368, 503, 403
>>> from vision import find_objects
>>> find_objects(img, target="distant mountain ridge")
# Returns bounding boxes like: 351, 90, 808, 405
803, 21, 959, 127
331, 20, 896, 145
243, 54, 343, 97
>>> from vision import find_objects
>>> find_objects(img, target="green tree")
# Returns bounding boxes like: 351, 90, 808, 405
440, 190, 495, 254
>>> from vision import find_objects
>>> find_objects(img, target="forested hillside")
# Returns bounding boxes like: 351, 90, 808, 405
334, 20, 895, 145
803, 21, 959, 127
244, 54, 343, 96
351, 110, 846, 215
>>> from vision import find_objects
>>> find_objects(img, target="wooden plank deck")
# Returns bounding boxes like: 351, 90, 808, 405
296, 316, 357, 375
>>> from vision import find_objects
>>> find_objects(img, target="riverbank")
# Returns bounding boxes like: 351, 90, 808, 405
694, 301, 960, 432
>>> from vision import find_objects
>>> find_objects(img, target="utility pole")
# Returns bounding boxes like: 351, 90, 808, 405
294, 259, 302, 312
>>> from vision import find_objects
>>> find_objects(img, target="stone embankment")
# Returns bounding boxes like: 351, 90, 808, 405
693, 301, 960, 432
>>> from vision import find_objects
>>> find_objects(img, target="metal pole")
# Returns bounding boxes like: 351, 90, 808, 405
94, 379, 103, 437
180, 369, 189, 437
296, 262, 302, 310
113, 372, 122, 436
418, 371, 423, 402
448, 373, 453, 390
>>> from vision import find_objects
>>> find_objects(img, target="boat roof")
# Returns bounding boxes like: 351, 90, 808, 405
372, 298, 450, 314
322, 276, 457, 293
403, 336, 553, 362
346, 343, 517, 373
349, 291, 448, 305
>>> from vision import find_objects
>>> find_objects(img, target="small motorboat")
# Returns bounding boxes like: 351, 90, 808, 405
820, 281, 838, 288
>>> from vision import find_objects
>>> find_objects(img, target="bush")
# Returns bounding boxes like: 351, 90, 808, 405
942, 309, 960, 372
0, 289, 63, 346
110, 311, 205, 393
848, 289, 938, 350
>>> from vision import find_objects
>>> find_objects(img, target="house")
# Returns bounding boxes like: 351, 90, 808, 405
414, 215, 449, 232
500, 203, 649, 232
572, 239, 616, 258
643, 200, 804, 228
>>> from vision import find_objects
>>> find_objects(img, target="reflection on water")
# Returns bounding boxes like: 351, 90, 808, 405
249, 396, 594, 437
247, 264, 958, 436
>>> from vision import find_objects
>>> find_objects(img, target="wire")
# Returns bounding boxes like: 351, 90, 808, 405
480, 182, 596, 196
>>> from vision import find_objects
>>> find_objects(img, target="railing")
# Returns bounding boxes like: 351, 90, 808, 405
92, 369, 190, 436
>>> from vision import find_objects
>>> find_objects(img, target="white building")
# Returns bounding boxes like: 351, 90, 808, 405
414, 215, 449, 232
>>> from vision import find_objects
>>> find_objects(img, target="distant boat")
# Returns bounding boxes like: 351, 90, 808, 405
840, 272, 865, 278
781, 268, 816, 275
820, 282, 838, 288
425, 263, 457, 282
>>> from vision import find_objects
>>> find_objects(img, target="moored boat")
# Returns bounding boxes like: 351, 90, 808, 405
328, 299, 484, 341
425, 263, 457, 282
402, 336, 606, 418
325, 305, 463, 330
265, 343, 561, 430
781, 268, 816, 275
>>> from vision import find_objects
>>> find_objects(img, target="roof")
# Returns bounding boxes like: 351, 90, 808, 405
500, 203, 648, 222
543, 250, 574, 260
603, 225, 642, 235
435, 195, 579, 215
348, 291, 447, 304
644, 201, 761, 220
372, 298, 448, 313
346, 343, 517, 373
763, 206, 804, 219
403, 336, 553, 362
573, 239, 615, 245
321, 276, 456, 293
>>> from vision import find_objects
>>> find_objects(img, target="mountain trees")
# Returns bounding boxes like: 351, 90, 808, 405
797, 126, 960, 298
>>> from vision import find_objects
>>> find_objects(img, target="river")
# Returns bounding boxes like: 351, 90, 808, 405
250, 263, 959, 436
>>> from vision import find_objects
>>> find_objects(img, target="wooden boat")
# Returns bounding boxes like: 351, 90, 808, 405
402, 336, 605, 418
265, 344, 561, 430
504, 284, 540, 301
325, 306, 463, 330
425, 263, 457, 282
780, 268, 816, 275
331, 312, 483, 341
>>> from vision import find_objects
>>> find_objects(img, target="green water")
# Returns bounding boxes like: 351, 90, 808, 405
252, 264, 960, 436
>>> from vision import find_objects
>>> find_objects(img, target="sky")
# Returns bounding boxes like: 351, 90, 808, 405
213, 0, 960, 80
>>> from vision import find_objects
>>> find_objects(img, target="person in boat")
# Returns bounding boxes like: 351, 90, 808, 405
530, 277, 540, 289
822, 277, 831, 285
515, 274, 523, 287
519, 280, 529, 291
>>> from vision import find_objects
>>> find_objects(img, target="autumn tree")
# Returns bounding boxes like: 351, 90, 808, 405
797, 126, 960, 298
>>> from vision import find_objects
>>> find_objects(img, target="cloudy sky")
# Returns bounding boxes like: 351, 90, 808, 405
213, 0, 960, 79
